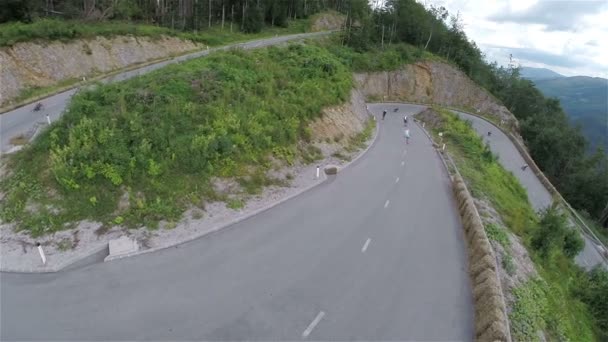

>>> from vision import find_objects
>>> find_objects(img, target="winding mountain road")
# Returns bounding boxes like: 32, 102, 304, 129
0, 31, 331, 153
1, 104, 473, 340
452, 110, 607, 269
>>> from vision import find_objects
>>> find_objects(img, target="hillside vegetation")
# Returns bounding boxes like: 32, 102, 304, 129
0, 44, 352, 234
429, 109, 606, 341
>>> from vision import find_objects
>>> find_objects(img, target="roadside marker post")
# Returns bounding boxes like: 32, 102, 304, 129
46, 114, 51, 125
442, 144, 446, 151
316, 166, 320, 179
36, 243, 46, 265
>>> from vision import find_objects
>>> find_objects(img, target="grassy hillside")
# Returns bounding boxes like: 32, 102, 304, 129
0, 44, 352, 235
531, 76, 608, 152
429, 108, 602, 341
0, 17, 311, 47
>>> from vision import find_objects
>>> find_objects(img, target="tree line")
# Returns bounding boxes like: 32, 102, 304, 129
342, 0, 608, 225
1, 0, 349, 32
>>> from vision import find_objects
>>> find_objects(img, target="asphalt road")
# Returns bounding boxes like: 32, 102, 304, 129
0, 104, 473, 341
0, 31, 330, 153
452, 110, 607, 269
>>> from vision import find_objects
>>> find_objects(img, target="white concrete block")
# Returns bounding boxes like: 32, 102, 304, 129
104, 236, 139, 262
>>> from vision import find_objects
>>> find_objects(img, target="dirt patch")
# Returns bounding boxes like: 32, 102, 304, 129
309, 88, 368, 142
311, 11, 346, 32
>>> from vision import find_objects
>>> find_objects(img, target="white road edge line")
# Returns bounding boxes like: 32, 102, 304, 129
384, 200, 390, 208
395, 177, 400, 183
362, 238, 371, 252
302, 311, 325, 338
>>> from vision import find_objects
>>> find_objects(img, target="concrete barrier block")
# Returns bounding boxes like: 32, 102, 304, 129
104, 236, 139, 262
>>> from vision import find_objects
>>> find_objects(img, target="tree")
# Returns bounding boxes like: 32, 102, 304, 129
242, 3, 263, 33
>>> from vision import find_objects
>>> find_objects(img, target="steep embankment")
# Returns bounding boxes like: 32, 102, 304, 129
0, 35, 202, 105
355, 61, 517, 128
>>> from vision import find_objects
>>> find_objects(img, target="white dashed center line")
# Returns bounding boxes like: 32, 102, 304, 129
361, 238, 371, 253
302, 311, 325, 338
395, 177, 400, 183
401, 161, 405, 166
384, 200, 390, 208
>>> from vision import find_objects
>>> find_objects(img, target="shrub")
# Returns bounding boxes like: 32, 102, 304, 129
575, 267, 608, 338
532, 206, 583, 260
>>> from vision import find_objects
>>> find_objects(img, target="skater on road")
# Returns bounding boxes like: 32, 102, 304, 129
404, 115, 408, 126
382, 110, 387, 120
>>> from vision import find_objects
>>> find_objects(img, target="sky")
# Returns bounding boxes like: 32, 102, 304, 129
419, 0, 608, 78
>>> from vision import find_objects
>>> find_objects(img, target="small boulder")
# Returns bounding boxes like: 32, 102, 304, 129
324, 165, 339, 175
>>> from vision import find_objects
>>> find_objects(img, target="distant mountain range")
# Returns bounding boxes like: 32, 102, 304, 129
520, 67, 565, 81
520, 67, 608, 152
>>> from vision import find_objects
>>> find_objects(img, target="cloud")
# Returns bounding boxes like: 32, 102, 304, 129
488, 0, 607, 31
585, 40, 599, 47
483, 44, 583, 68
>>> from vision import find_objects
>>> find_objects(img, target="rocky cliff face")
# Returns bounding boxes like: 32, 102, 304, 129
0, 35, 201, 105
355, 61, 518, 126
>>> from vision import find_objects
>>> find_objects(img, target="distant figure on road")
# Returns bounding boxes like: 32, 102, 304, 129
521, 164, 528, 171
404, 115, 408, 126
394, 107, 399, 112
382, 110, 387, 120
404, 129, 410, 144
33, 102, 43, 112
487, 131, 492, 137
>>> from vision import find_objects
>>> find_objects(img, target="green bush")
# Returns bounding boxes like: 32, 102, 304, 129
532, 206, 584, 260
485, 223, 511, 249
321, 41, 422, 72
0, 44, 352, 233
575, 267, 608, 339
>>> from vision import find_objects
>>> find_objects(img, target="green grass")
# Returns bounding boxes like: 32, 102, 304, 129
429, 108, 598, 341
318, 40, 437, 72
485, 223, 511, 249
0, 43, 352, 236
0, 17, 312, 47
